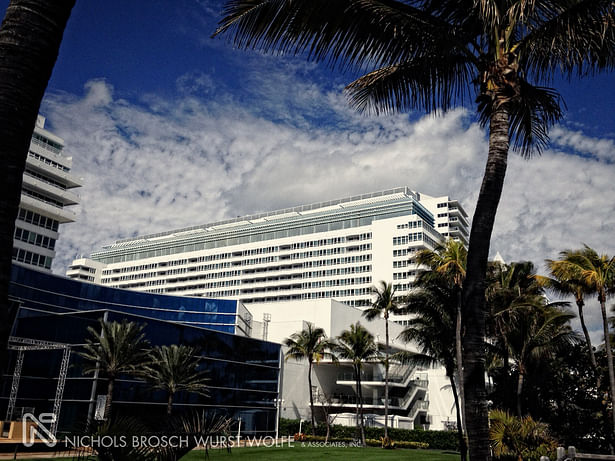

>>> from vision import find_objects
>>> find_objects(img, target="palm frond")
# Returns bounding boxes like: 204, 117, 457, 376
79, 319, 150, 378
391, 350, 437, 368
345, 52, 474, 114
478, 79, 564, 157
283, 322, 335, 363
214, 0, 469, 73
140, 345, 210, 397
517, 0, 615, 81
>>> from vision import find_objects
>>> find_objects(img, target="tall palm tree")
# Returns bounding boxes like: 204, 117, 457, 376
399, 272, 466, 461
80, 319, 150, 420
0, 0, 76, 388
536, 252, 597, 382
497, 298, 578, 417
334, 322, 380, 446
362, 280, 403, 440
140, 344, 210, 415
486, 260, 543, 410
486, 261, 542, 350
214, 4, 615, 458
417, 241, 467, 437
551, 246, 615, 436
283, 323, 336, 435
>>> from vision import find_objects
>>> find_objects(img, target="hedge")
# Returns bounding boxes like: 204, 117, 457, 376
279, 418, 458, 450
299, 435, 430, 449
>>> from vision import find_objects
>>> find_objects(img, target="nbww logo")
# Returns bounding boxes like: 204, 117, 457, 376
22, 413, 57, 447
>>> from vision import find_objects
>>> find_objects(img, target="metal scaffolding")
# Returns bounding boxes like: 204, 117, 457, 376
5, 336, 71, 435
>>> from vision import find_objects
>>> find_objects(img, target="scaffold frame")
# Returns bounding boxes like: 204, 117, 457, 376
5, 336, 71, 435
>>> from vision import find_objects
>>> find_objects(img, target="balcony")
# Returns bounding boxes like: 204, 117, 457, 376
318, 394, 401, 408
19, 195, 76, 224
26, 154, 82, 188
336, 366, 427, 387
315, 393, 430, 412
22, 174, 80, 205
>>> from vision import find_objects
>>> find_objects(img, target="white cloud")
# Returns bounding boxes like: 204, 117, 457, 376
41, 72, 615, 340
550, 125, 615, 162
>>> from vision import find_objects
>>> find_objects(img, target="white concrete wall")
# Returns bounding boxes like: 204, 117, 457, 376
424, 366, 457, 431
279, 351, 312, 420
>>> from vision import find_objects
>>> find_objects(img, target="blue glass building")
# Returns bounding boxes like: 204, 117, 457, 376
1, 265, 280, 435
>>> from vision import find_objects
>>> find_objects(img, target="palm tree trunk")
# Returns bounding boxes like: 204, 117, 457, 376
448, 373, 467, 461
576, 300, 599, 386
354, 365, 361, 441
0, 0, 76, 389
516, 370, 525, 418
462, 102, 510, 461
455, 288, 466, 435
167, 392, 174, 416
308, 359, 316, 435
599, 294, 615, 442
384, 317, 389, 440
357, 366, 366, 447
105, 378, 114, 421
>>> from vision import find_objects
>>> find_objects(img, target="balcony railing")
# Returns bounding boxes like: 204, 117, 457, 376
324, 394, 403, 407
408, 400, 429, 418
337, 366, 426, 385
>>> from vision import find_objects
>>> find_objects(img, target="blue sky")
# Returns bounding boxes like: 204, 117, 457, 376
2, 1, 614, 338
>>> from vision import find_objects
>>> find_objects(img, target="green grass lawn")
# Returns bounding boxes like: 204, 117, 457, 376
15, 447, 459, 461
180, 446, 460, 460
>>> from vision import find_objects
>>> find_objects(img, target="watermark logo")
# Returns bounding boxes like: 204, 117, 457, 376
22, 413, 57, 447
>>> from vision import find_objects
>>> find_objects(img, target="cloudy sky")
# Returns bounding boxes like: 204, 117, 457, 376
3, 0, 614, 340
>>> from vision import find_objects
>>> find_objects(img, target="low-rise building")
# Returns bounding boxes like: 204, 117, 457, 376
248, 299, 455, 431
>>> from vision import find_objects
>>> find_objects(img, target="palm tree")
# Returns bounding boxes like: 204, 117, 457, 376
417, 241, 467, 438
399, 272, 466, 461
550, 246, 615, 436
213, 4, 615, 458
140, 344, 210, 415
80, 319, 150, 420
498, 298, 578, 417
334, 322, 380, 446
536, 252, 597, 383
486, 262, 542, 372
0, 0, 76, 388
485, 261, 546, 412
362, 280, 403, 440
283, 323, 336, 435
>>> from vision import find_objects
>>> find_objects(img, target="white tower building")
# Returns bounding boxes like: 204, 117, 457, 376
13, 115, 81, 271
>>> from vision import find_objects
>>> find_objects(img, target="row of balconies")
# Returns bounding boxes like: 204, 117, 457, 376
316, 395, 429, 413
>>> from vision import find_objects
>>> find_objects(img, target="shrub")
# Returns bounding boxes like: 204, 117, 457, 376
281, 419, 457, 450
380, 436, 395, 449
365, 438, 430, 449
489, 409, 558, 461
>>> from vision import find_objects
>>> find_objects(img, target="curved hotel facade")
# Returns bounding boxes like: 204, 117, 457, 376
68, 187, 469, 311
2, 265, 279, 435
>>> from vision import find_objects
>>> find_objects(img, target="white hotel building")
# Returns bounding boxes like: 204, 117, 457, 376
14, 115, 81, 271
68, 187, 469, 310
67, 187, 470, 429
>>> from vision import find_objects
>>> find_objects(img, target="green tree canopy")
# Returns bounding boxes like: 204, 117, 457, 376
80, 319, 150, 420
140, 344, 210, 415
